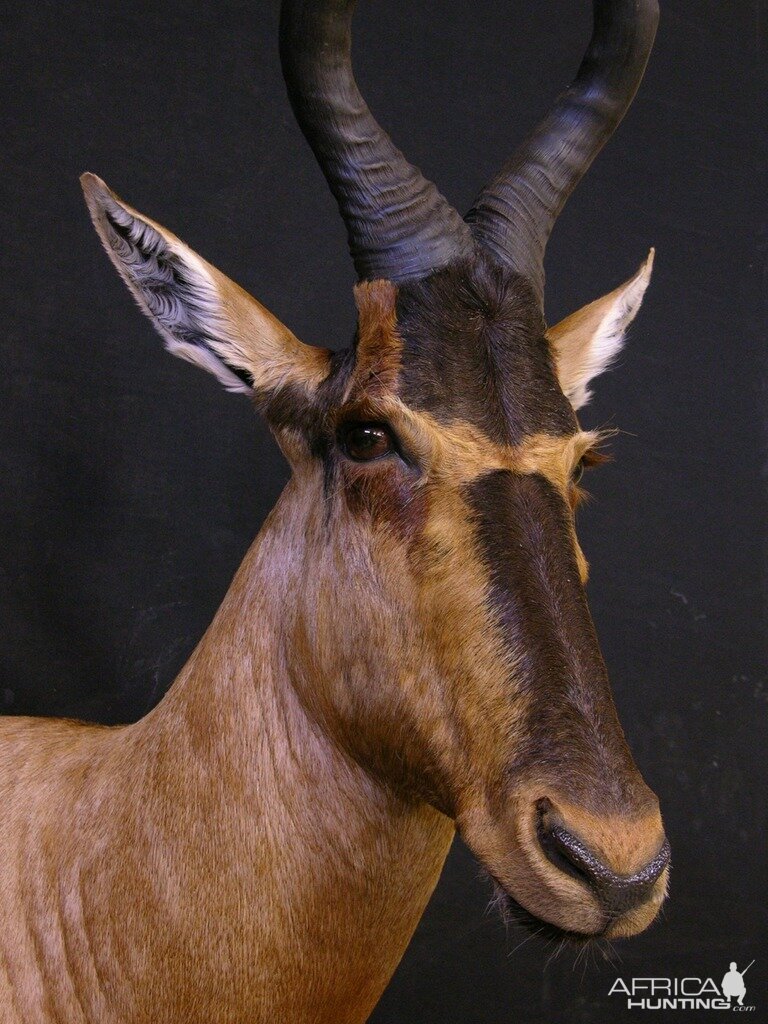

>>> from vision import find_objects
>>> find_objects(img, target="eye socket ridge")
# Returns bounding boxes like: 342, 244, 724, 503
337, 420, 400, 463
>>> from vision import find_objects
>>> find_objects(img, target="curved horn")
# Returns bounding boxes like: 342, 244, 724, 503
466, 0, 659, 303
280, 0, 474, 283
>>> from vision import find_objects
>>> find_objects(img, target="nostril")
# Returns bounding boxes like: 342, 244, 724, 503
537, 811, 670, 916
538, 822, 601, 887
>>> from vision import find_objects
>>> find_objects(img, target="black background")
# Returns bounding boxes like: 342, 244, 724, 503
1, 2, 765, 1022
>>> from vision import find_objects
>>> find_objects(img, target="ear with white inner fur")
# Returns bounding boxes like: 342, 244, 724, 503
546, 250, 654, 410
81, 173, 330, 401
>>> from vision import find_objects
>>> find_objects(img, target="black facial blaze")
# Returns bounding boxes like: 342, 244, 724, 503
464, 470, 638, 806
395, 257, 578, 446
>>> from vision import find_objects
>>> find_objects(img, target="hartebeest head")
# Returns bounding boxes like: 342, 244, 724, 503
81, 0, 668, 940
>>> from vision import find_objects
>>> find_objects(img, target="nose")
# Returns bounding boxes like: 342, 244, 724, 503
537, 803, 670, 916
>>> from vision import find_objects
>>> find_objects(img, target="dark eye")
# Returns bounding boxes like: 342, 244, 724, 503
571, 458, 585, 485
339, 423, 395, 462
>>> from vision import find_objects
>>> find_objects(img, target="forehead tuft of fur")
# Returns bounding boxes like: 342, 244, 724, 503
351, 280, 402, 397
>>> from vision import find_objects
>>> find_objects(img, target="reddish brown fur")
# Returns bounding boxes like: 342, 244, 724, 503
0, 499, 455, 1023
352, 280, 403, 396
0, 187, 666, 1021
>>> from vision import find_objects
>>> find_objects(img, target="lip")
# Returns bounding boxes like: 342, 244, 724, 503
487, 864, 668, 945
487, 873, 602, 945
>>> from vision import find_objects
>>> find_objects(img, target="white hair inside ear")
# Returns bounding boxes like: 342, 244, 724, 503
81, 173, 256, 393
80, 173, 331, 401
546, 250, 655, 410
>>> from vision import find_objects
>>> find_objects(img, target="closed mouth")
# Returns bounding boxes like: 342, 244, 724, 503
486, 873, 604, 946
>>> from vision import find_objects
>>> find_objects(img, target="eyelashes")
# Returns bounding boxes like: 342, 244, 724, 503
569, 440, 612, 509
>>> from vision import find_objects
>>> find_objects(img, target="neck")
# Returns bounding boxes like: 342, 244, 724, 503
127, 478, 454, 1023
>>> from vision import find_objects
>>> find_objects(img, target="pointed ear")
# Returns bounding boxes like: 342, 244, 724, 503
546, 250, 654, 410
81, 173, 330, 402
